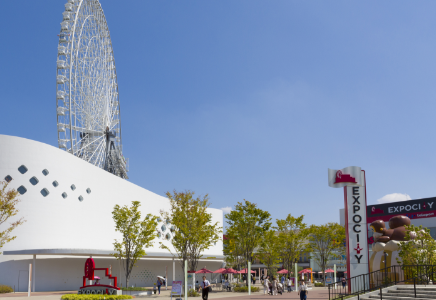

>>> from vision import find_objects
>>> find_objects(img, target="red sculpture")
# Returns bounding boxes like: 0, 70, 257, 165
81, 258, 118, 289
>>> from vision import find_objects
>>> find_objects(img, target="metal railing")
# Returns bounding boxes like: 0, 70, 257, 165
328, 265, 436, 300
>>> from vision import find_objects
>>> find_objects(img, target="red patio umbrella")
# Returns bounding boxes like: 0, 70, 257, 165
213, 268, 227, 274
188, 270, 196, 273
325, 269, 334, 273
223, 268, 238, 274
277, 269, 289, 274
238, 268, 255, 274
196, 268, 213, 274
298, 269, 312, 274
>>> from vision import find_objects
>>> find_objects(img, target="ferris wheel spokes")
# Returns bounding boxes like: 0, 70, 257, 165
56, 0, 127, 179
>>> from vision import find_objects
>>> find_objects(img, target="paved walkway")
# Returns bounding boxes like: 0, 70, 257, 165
0, 287, 329, 300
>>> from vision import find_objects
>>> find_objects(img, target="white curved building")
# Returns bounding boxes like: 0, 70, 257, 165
0, 134, 224, 291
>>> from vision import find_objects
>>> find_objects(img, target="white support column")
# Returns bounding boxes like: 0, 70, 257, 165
248, 262, 251, 295
295, 263, 298, 290
32, 255, 36, 292
173, 258, 175, 281
28, 264, 32, 297
334, 264, 337, 288
119, 258, 121, 287
184, 260, 188, 300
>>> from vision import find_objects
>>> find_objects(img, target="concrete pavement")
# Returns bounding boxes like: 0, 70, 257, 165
0, 286, 330, 300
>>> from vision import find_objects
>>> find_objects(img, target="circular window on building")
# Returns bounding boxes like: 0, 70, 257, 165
170, 225, 175, 232
4, 175, 12, 183
157, 217, 161, 222
86, 188, 91, 194
52, 181, 59, 187
71, 184, 76, 191
78, 195, 83, 202
42, 169, 49, 176
40, 188, 49, 197
166, 218, 170, 224
18, 165, 28, 174
17, 186, 27, 195
165, 233, 171, 240
29, 176, 39, 186
62, 192, 68, 199
157, 231, 162, 238
161, 224, 166, 232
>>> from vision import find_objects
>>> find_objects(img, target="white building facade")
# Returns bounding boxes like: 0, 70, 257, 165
0, 134, 224, 291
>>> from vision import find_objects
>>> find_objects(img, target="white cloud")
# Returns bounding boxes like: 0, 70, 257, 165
377, 193, 412, 204
220, 206, 232, 214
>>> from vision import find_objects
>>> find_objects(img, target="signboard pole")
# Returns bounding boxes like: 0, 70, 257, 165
28, 264, 32, 297
295, 262, 298, 290
334, 264, 336, 288
184, 260, 188, 300
248, 261, 251, 295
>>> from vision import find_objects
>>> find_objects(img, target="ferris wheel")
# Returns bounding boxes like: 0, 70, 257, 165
56, 0, 128, 179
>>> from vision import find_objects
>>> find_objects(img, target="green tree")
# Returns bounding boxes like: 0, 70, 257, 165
308, 222, 345, 285
0, 181, 25, 254
276, 214, 310, 274
224, 235, 246, 271
397, 224, 436, 273
161, 190, 222, 273
257, 230, 282, 276
225, 200, 271, 285
112, 201, 159, 287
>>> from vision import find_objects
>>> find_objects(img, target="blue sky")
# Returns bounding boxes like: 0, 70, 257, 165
1, 1, 436, 226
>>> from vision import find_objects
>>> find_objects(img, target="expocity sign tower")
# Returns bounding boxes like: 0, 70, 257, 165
328, 166, 369, 292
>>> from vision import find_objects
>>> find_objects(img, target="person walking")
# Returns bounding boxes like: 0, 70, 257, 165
272, 276, 278, 296
263, 275, 270, 295
261, 274, 264, 285
298, 281, 308, 300
341, 277, 346, 289
200, 276, 211, 300
287, 277, 293, 293
156, 277, 163, 295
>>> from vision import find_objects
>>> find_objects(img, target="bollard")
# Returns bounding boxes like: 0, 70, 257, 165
379, 286, 382, 300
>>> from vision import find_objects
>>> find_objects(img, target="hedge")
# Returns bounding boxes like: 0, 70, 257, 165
233, 286, 260, 292
0, 285, 13, 294
61, 295, 133, 300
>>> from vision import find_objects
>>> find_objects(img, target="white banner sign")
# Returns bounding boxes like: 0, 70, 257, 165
345, 172, 369, 287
